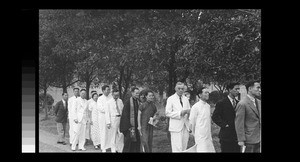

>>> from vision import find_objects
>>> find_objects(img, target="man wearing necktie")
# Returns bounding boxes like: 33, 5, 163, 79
165, 82, 191, 152
105, 89, 124, 152
54, 92, 69, 145
235, 81, 261, 153
212, 82, 241, 152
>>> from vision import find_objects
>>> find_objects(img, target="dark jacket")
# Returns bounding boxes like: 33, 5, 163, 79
120, 98, 139, 133
54, 100, 68, 123
212, 97, 238, 142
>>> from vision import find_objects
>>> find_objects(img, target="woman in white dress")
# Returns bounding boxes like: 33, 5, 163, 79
189, 87, 215, 152
88, 93, 101, 149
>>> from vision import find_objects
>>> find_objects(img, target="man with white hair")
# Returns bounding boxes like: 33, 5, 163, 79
165, 82, 191, 152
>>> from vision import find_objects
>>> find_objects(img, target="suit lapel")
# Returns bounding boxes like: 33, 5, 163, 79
225, 97, 235, 111
246, 96, 259, 118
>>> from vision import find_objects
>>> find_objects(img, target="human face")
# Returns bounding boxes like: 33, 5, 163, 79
103, 87, 111, 96
80, 91, 86, 99
199, 88, 210, 101
229, 85, 240, 97
249, 82, 261, 98
74, 89, 79, 97
132, 89, 140, 99
175, 84, 185, 96
146, 92, 154, 102
62, 93, 68, 101
92, 94, 98, 101
113, 92, 120, 100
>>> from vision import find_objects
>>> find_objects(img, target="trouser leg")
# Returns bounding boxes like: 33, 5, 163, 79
71, 123, 81, 150
220, 140, 240, 152
245, 143, 255, 152
78, 122, 87, 149
56, 123, 64, 142
69, 118, 74, 144
62, 122, 67, 142
254, 142, 260, 153
182, 126, 189, 151
122, 130, 131, 152
170, 131, 182, 152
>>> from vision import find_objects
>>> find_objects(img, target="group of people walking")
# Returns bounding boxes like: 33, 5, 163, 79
53, 80, 261, 153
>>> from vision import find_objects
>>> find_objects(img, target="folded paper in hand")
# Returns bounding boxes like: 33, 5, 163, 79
148, 117, 159, 127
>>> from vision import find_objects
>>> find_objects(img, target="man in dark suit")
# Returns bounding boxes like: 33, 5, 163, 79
54, 92, 69, 145
212, 82, 240, 152
235, 81, 261, 153
120, 87, 141, 152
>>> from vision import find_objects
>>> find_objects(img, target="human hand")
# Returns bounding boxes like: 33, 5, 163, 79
107, 123, 111, 129
238, 142, 244, 146
137, 126, 142, 136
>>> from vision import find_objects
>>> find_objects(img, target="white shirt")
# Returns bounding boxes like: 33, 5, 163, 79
227, 95, 236, 107
68, 96, 78, 119
73, 97, 88, 122
105, 98, 124, 125
62, 99, 66, 107
97, 94, 113, 113
165, 93, 191, 132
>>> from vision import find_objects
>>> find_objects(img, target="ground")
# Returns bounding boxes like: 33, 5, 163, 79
39, 105, 221, 153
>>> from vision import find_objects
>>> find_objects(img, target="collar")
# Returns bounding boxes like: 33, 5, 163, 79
199, 98, 207, 104
62, 99, 66, 104
175, 93, 183, 99
247, 94, 256, 103
227, 95, 235, 103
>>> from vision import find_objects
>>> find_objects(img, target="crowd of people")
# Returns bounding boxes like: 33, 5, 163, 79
53, 80, 261, 153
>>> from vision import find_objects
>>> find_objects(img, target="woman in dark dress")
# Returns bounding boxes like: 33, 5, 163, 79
137, 90, 159, 152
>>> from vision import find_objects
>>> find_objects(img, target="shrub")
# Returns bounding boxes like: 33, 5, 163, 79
39, 93, 54, 107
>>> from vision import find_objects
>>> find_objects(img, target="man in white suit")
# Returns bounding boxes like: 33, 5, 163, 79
71, 89, 89, 151
68, 88, 80, 146
97, 85, 112, 152
105, 89, 124, 153
165, 82, 191, 152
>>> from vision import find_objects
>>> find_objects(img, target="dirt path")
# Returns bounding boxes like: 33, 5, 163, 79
39, 129, 102, 153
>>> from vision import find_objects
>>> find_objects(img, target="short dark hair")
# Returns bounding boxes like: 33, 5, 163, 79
98, 93, 103, 97
91, 90, 96, 94
62, 92, 68, 96
131, 87, 139, 92
91, 93, 98, 98
245, 80, 260, 92
197, 86, 206, 96
145, 90, 154, 96
102, 85, 110, 91
73, 88, 79, 91
80, 89, 86, 92
226, 82, 240, 91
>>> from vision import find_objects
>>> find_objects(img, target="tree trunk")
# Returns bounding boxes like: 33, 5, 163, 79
86, 80, 91, 99
123, 66, 132, 101
118, 67, 124, 100
43, 87, 48, 120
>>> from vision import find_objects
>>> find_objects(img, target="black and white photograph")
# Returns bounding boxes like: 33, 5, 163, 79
39, 9, 261, 153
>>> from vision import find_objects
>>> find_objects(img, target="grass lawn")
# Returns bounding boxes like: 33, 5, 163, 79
39, 104, 221, 152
